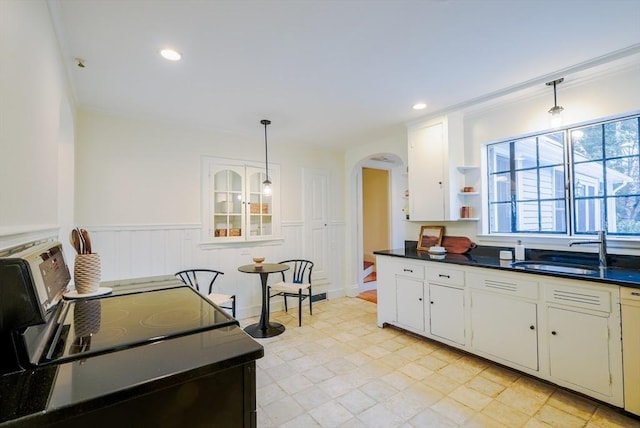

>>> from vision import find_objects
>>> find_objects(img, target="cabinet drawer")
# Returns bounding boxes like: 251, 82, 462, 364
393, 262, 424, 279
545, 282, 612, 313
427, 265, 464, 286
468, 272, 538, 300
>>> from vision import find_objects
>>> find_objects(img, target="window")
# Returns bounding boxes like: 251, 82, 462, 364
487, 114, 640, 237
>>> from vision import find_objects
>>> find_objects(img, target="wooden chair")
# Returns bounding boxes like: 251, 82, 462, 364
268, 259, 314, 326
175, 269, 236, 318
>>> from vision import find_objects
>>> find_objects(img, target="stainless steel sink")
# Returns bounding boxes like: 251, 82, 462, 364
511, 261, 600, 275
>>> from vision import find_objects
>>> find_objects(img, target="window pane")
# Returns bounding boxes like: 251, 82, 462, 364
609, 196, 640, 234
514, 137, 537, 169
488, 143, 511, 173
489, 202, 511, 233
488, 172, 511, 202
605, 158, 636, 196
540, 200, 565, 232
540, 166, 565, 199
516, 201, 539, 232
571, 124, 603, 161
515, 170, 538, 201
604, 118, 639, 158
554, 200, 567, 232
574, 161, 604, 197
574, 197, 603, 234
539, 132, 564, 167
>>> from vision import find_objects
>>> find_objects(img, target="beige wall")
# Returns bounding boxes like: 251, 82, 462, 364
75, 110, 345, 226
362, 168, 389, 264
0, 0, 75, 249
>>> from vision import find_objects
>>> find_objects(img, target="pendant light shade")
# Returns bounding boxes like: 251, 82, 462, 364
546, 78, 564, 128
261, 119, 272, 195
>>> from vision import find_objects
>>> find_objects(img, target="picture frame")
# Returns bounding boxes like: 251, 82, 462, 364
417, 225, 445, 251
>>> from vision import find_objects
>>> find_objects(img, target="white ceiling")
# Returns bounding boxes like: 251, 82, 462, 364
48, 0, 640, 151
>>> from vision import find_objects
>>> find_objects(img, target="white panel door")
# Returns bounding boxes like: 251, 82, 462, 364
548, 307, 611, 395
396, 277, 424, 332
303, 168, 329, 281
471, 291, 538, 370
430, 283, 465, 345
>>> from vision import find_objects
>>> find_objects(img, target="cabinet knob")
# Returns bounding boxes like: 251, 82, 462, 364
529, 325, 535, 330
438, 274, 450, 278
419, 298, 422, 301
403, 269, 413, 273
430, 301, 434, 304
551, 331, 557, 335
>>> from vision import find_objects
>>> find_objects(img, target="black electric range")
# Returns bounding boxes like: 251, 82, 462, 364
1, 240, 237, 372
0, 240, 263, 427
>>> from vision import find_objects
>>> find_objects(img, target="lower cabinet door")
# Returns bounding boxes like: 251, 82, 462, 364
429, 283, 464, 345
548, 306, 611, 396
470, 291, 538, 370
396, 277, 425, 332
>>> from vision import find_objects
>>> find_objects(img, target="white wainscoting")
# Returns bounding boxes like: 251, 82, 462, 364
0, 222, 346, 320
85, 222, 345, 320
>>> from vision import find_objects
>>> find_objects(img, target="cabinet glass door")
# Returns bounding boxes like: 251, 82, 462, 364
212, 169, 243, 239
248, 170, 273, 237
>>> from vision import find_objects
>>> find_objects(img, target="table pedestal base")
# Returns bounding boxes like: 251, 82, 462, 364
244, 322, 285, 338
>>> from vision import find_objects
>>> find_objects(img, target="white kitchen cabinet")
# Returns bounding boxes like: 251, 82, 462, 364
426, 264, 465, 345
471, 291, 538, 370
375, 256, 624, 407
397, 277, 425, 332
468, 271, 539, 371
376, 256, 425, 332
429, 283, 464, 345
201, 157, 280, 243
406, 113, 464, 221
543, 280, 622, 403
547, 306, 610, 394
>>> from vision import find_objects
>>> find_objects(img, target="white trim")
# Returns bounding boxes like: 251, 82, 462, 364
477, 233, 640, 255
407, 44, 640, 125
84, 224, 200, 231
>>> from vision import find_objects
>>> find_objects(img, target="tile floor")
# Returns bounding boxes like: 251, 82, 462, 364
241, 296, 640, 428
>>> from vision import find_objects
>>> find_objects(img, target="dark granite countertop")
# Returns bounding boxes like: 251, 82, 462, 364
374, 243, 640, 289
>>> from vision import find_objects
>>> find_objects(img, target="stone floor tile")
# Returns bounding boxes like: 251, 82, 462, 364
448, 384, 493, 411
261, 396, 305, 426
356, 402, 405, 428
336, 389, 377, 415
431, 396, 476, 425
481, 399, 530, 427
546, 389, 596, 421
252, 297, 637, 428
309, 400, 354, 428
291, 385, 333, 411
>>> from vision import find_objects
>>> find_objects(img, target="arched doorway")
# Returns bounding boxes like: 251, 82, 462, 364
353, 153, 407, 295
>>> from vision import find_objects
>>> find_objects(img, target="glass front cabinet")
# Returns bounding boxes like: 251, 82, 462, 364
202, 157, 280, 243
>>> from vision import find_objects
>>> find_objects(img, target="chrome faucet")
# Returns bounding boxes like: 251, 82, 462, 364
568, 230, 607, 269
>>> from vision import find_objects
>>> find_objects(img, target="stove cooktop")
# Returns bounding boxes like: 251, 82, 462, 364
41, 286, 238, 364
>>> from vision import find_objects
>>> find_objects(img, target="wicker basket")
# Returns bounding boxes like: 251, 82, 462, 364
74, 253, 101, 294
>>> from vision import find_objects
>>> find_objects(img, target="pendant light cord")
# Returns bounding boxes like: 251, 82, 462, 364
260, 119, 271, 184
264, 121, 269, 181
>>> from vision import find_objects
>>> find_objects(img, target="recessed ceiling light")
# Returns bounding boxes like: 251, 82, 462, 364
413, 102, 427, 110
160, 48, 182, 61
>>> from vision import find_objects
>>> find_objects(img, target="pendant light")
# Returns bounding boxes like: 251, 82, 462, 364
260, 119, 272, 195
546, 78, 564, 128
